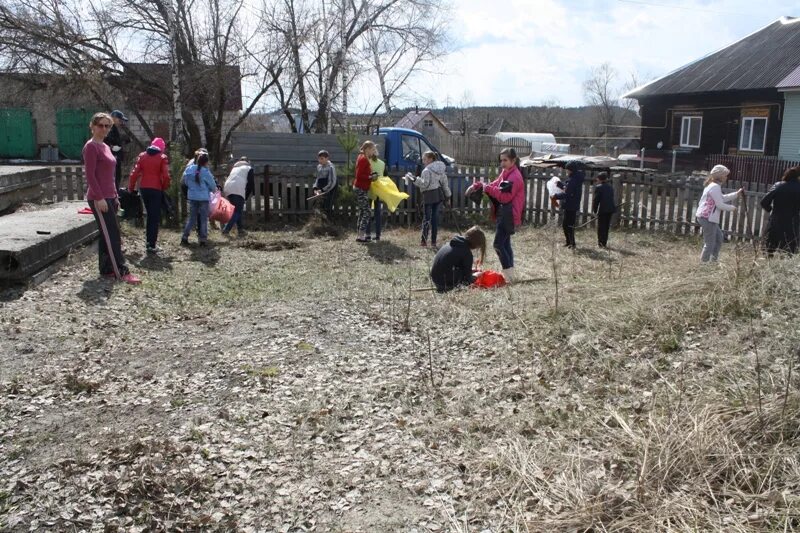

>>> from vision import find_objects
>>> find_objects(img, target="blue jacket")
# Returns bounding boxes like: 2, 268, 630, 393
182, 164, 217, 201
554, 170, 584, 211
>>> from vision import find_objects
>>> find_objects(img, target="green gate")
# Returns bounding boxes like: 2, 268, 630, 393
56, 109, 95, 159
0, 108, 37, 159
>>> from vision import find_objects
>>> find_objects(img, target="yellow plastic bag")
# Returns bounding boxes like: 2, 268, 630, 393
369, 177, 409, 213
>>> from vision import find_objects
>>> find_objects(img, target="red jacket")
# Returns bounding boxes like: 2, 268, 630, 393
129, 150, 171, 192
353, 154, 372, 191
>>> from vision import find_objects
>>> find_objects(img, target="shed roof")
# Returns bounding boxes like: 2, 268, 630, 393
626, 17, 800, 99
394, 110, 450, 133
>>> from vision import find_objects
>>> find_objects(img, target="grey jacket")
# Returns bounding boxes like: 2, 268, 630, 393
415, 161, 451, 198
313, 163, 337, 194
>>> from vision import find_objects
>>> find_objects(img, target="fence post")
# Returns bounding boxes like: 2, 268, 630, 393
640, 148, 645, 170
612, 173, 623, 228
671, 150, 677, 173
263, 165, 270, 222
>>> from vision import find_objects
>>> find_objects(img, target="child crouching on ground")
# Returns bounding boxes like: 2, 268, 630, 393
181, 153, 217, 247
429, 226, 486, 292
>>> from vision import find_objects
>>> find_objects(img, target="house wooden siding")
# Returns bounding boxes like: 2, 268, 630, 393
638, 89, 784, 156
779, 90, 800, 160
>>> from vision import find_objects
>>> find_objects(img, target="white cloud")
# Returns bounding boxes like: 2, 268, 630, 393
350, 0, 800, 109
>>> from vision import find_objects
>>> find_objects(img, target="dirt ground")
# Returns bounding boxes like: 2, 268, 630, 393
2, 217, 800, 532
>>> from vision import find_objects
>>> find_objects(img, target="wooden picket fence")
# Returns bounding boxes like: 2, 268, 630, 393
42, 165, 772, 241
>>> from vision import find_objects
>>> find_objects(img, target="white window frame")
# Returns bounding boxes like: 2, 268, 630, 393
423, 119, 434, 127
680, 116, 702, 148
739, 116, 768, 152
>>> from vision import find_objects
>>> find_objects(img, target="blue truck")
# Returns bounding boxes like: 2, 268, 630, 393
230, 128, 453, 171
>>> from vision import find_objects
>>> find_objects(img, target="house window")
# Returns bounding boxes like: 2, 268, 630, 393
423, 119, 433, 127
680, 116, 702, 148
740, 117, 767, 152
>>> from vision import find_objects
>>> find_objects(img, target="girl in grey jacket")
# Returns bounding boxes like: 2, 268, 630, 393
413, 151, 451, 248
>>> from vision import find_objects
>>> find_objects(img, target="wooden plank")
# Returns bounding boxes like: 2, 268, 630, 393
580, 178, 591, 226
657, 178, 667, 230
667, 177, 679, 234
55, 168, 65, 202
623, 176, 633, 228
631, 176, 642, 228
649, 176, 660, 230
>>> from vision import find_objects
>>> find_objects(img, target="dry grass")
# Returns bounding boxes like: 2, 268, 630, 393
3, 218, 800, 531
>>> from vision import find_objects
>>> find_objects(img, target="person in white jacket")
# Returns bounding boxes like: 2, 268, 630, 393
695, 164, 742, 262
412, 151, 452, 248
222, 157, 254, 236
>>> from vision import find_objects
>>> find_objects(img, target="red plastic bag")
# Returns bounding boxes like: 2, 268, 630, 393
472, 270, 507, 289
209, 191, 235, 223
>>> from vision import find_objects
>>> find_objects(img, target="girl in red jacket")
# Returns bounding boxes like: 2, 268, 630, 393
129, 137, 171, 253
354, 141, 377, 242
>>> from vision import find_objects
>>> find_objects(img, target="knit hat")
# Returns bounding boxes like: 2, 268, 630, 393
149, 137, 166, 152
709, 164, 730, 179
709, 165, 731, 178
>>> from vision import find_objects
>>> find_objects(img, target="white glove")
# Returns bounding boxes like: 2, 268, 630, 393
402, 172, 415, 184
111, 145, 121, 152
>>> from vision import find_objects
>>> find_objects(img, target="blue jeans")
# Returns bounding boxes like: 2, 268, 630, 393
367, 200, 383, 239
223, 194, 245, 233
183, 200, 209, 242
422, 202, 441, 244
494, 222, 514, 269
140, 188, 162, 248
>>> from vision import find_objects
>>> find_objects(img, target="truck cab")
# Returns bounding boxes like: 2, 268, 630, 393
377, 127, 453, 172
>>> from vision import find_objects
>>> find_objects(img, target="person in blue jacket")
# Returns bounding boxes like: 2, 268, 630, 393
554, 161, 585, 249
180, 153, 217, 247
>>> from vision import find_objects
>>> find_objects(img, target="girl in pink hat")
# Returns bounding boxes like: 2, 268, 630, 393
129, 137, 171, 253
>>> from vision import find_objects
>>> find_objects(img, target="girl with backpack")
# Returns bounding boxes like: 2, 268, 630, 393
412, 151, 451, 249
695, 165, 741, 262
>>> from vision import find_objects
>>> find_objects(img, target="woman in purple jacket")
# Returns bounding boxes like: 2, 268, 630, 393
83, 112, 140, 285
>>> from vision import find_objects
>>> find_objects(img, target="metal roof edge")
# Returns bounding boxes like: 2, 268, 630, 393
623, 17, 790, 99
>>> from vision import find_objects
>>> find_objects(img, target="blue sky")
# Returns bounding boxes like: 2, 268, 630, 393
351, 0, 800, 110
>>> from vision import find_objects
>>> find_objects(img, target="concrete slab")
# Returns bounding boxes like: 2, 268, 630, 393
0, 165, 52, 212
0, 201, 98, 280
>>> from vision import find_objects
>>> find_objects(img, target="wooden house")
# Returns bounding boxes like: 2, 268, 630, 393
625, 17, 800, 161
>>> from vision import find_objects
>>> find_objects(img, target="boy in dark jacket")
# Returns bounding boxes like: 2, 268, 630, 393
592, 173, 616, 248
553, 161, 584, 248
430, 226, 486, 292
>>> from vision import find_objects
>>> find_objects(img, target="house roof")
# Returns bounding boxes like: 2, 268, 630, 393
394, 110, 450, 133
121, 63, 243, 112
778, 64, 800, 90
626, 17, 800, 99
